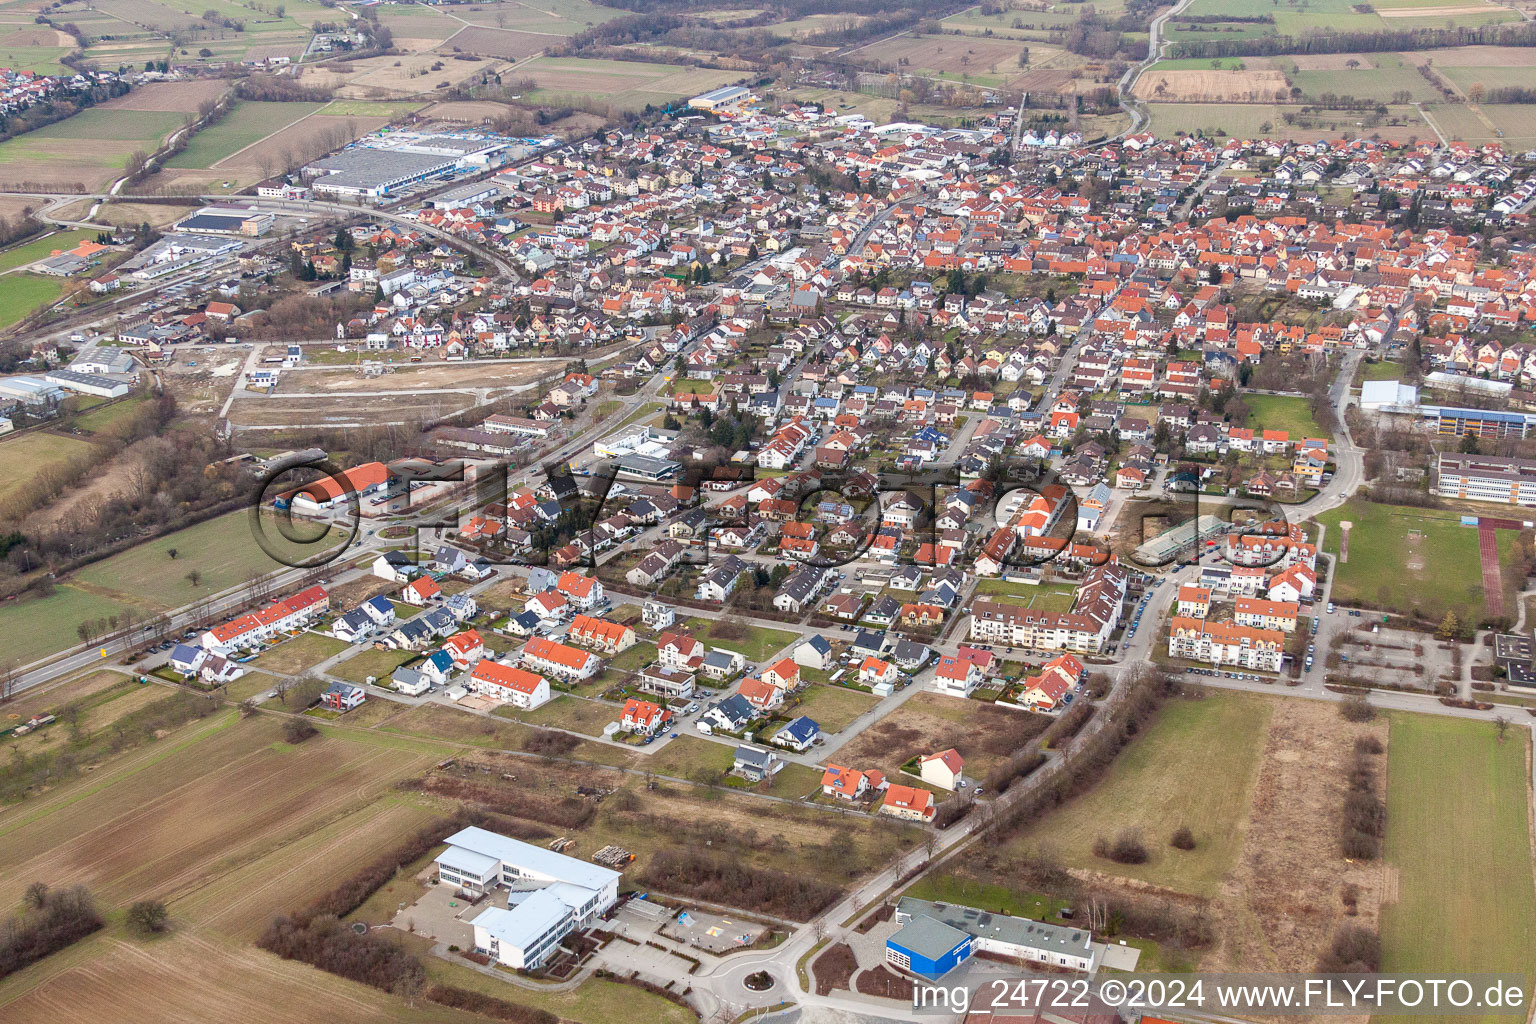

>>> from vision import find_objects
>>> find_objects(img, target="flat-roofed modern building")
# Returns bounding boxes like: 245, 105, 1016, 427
436, 826, 621, 970
893, 896, 1100, 976
688, 85, 752, 114
1436, 452, 1536, 506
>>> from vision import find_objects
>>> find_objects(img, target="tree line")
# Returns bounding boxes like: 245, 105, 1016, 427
1169, 21, 1536, 59
0, 883, 103, 980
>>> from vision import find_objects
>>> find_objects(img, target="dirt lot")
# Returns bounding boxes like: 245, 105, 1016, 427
440, 25, 549, 59
100, 80, 229, 112
273, 357, 561, 394
1204, 698, 1388, 976
1133, 68, 1290, 102
830, 690, 1043, 783
418, 99, 518, 122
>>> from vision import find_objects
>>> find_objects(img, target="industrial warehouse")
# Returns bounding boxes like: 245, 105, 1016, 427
303, 131, 529, 198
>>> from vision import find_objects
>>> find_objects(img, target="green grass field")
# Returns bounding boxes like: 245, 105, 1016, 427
1358, 359, 1405, 383
1289, 59, 1442, 104
0, 273, 66, 328
0, 430, 99, 505
252, 632, 350, 675
516, 695, 618, 736
1319, 500, 1519, 624
0, 584, 150, 666
682, 617, 800, 662
318, 100, 423, 118
1379, 714, 1535, 1024
1003, 692, 1273, 896
972, 579, 1078, 610
0, 107, 183, 148
1244, 393, 1328, 439
1428, 103, 1536, 146
166, 100, 324, 169
69, 395, 148, 435
74, 510, 352, 611
785, 683, 879, 733
0, 34, 72, 75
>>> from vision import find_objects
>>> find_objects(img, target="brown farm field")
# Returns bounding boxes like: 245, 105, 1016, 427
1134, 68, 1290, 102
300, 53, 503, 99
99, 79, 229, 112
0, 713, 439, 915
440, 25, 549, 59
851, 33, 1031, 78
1407, 44, 1536, 65
517, 56, 740, 109
0, 930, 487, 1024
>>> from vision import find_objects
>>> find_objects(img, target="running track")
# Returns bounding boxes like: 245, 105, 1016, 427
1478, 525, 1504, 620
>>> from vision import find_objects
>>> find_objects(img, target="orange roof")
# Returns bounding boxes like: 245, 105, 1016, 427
522, 636, 593, 670
738, 677, 779, 707
882, 784, 934, 816
922, 748, 964, 773
569, 613, 630, 645
471, 661, 545, 694
283, 461, 389, 504
556, 571, 597, 598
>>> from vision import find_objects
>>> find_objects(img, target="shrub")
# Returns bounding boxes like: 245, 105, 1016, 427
1317, 924, 1380, 973
424, 984, 558, 1023
1093, 829, 1149, 864
126, 899, 169, 936
283, 718, 319, 744
1353, 734, 1384, 755
1169, 826, 1196, 850
257, 913, 424, 993
1339, 693, 1375, 722
640, 849, 838, 920
522, 729, 579, 756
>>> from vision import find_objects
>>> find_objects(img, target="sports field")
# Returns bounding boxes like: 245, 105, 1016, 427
1004, 692, 1273, 896
1318, 500, 1521, 624
1379, 714, 1535, 1024
74, 509, 352, 611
